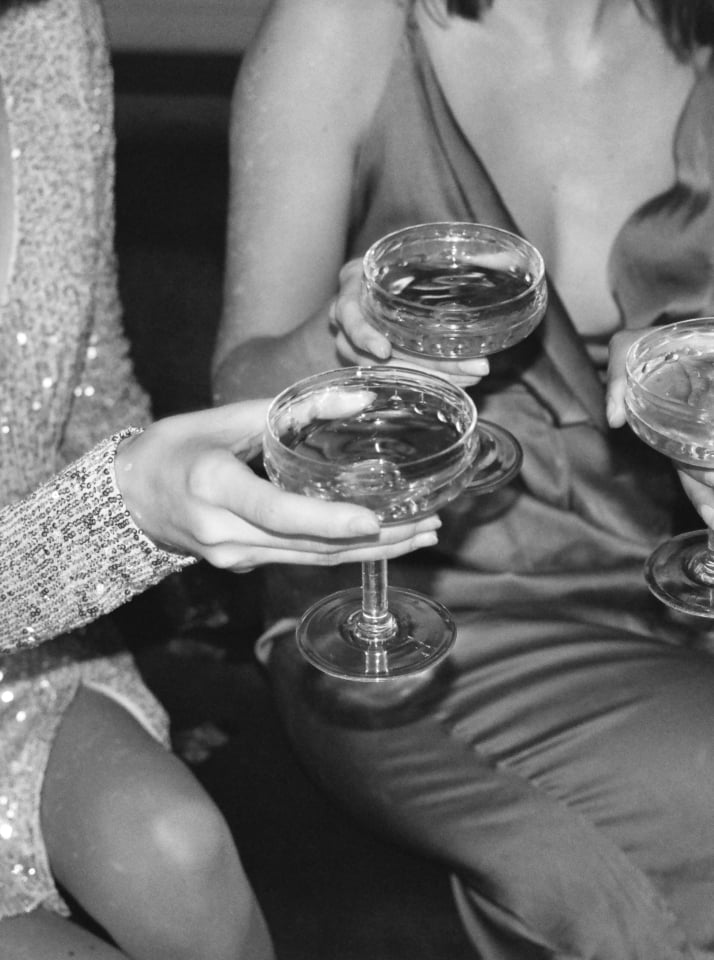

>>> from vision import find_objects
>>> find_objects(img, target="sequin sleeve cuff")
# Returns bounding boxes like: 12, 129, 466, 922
0, 429, 196, 653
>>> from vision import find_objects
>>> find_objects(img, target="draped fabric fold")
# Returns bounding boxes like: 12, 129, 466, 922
263, 17, 714, 958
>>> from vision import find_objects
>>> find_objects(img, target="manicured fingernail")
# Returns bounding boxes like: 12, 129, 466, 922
416, 532, 438, 549
348, 514, 380, 536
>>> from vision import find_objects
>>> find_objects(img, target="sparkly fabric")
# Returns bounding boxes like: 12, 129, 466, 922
0, 0, 194, 918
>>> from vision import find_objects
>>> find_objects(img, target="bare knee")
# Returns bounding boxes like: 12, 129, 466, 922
148, 795, 236, 883
42, 691, 270, 958
116, 795, 272, 959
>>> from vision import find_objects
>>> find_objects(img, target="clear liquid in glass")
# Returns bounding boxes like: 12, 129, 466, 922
269, 383, 475, 523
361, 222, 547, 360
625, 330, 714, 466
377, 260, 533, 312
625, 318, 714, 619
263, 365, 478, 679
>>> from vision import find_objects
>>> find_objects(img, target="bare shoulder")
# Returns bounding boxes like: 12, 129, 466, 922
253, 0, 409, 59
239, 0, 410, 136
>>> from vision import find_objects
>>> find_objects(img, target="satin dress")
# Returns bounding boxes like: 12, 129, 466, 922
260, 19, 714, 959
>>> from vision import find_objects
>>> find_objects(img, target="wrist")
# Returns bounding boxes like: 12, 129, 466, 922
114, 429, 146, 527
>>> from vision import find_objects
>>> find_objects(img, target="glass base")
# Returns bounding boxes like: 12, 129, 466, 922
465, 420, 523, 495
646, 529, 714, 618
296, 586, 456, 681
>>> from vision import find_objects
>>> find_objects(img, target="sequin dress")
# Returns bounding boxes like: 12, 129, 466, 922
0, 0, 193, 918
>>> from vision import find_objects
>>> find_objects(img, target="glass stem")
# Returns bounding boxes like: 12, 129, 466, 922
688, 528, 714, 586
354, 560, 398, 644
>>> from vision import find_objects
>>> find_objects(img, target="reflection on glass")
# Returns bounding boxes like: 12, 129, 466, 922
625, 316, 714, 617
361, 221, 547, 493
264, 365, 479, 680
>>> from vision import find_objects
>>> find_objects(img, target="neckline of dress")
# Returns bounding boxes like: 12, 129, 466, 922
405, 14, 712, 335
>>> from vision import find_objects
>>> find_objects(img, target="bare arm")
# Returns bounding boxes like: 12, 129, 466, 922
0, 402, 439, 653
212, 0, 409, 404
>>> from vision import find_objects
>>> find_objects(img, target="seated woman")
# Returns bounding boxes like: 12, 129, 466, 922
213, 0, 714, 956
0, 1, 437, 957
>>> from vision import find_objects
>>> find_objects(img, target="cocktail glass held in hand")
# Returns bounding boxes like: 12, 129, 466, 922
361, 222, 548, 493
625, 317, 714, 617
263, 365, 479, 681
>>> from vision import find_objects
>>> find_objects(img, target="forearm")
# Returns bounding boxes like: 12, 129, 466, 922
212, 312, 339, 405
0, 431, 193, 653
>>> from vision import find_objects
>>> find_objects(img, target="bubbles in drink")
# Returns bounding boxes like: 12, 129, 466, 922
640, 352, 714, 413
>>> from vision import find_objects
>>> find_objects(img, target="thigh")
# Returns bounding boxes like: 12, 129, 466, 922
41, 684, 274, 960
41, 685, 197, 887
0, 908, 127, 960
267, 612, 714, 958
39, 685, 248, 947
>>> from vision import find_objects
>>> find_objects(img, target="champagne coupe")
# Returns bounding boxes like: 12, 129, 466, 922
361, 222, 548, 493
625, 316, 714, 617
263, 365, 479, 680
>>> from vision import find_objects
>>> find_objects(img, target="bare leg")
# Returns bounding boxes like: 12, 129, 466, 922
36, 685, 274, 960
0, 907, 128, 960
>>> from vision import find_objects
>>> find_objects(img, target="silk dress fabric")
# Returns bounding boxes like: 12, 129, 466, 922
0, 0, 193, 918
259, 19, 714, 959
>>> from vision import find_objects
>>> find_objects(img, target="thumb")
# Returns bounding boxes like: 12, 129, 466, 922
606, 331, 639, 428
178, 399, 273, 457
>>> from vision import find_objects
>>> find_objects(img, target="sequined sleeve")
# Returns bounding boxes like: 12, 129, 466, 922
0, 429, 195, 653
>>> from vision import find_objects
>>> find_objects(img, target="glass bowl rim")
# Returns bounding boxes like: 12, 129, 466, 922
625, 317, 714, 416
264, 364, 478, 473
361, 220, 546, 315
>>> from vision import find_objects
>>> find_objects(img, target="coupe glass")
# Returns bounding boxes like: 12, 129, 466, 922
361, 222, 548, 494
625, 316, 714, 617
263, 365, 479, 680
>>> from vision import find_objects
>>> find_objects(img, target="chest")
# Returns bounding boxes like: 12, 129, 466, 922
419, 15, 699, 340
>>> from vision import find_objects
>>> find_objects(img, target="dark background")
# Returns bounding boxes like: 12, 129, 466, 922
109, 53, 476, 960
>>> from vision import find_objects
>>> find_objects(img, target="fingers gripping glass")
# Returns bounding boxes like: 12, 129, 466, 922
361, 222, 548, 494
625, 317, 714, 617
263, 366, 479, 681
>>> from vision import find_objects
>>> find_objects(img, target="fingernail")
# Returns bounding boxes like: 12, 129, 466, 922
416, 532, 438, 548
372, 339, 391, 360
348, 513, 380, 536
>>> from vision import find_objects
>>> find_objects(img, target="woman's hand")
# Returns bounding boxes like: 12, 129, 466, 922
114, 400, 440, 573
676, 467, 714, 531
329, 258, 489, 389
605, 329, 642, 428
